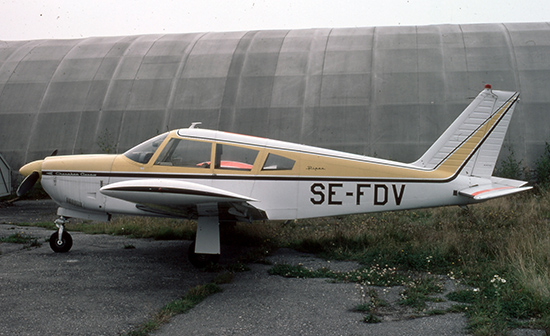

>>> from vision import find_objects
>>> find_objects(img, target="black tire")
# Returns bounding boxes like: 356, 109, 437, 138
188, 241, 220, 268
49, 231, 73, 253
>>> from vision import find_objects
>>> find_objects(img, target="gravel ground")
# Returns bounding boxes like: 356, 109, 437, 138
0, 200, 545, 336
155, 249, 469, 336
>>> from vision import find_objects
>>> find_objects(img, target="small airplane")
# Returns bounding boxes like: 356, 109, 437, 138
17, 85, 531, 267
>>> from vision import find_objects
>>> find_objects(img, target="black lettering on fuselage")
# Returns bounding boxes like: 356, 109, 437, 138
356, 184, 371, 205
374, 184, 388, 205
392, 184, 406, 206
328, 183, 343, 205
310, 183, 325, 205
310, 182, 406, 207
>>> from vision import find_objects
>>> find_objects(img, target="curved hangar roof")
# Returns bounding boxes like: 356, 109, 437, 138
1, 22, 549, 171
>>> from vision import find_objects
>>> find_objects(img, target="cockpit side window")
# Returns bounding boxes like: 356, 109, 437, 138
154, 138, 212, 167
213, 144, 258, 171
124, 133, 168, 164
262, 153, 296, 171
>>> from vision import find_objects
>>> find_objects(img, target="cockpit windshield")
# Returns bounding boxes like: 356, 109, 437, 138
123, 132, 168, 164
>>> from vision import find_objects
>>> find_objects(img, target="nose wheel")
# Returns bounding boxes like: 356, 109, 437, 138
49, 217, 73, 253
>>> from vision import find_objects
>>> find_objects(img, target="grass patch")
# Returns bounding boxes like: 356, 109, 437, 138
268, 263, 334, 279
354, 303, 372, 312
268, 263, 410, 287
399, 276, 444, 310
362, 313, 382, 323
1, 232, 35, 244
74, 217, 197, 240
447, 304, 470, 313
0, 232, 41, 247
127, 280, 225, 336
355, 284, 387, 323
268, 262, 446, 319
447, 289, 479, 304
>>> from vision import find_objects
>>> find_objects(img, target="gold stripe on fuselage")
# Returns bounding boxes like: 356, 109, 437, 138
41, 93, 515, 182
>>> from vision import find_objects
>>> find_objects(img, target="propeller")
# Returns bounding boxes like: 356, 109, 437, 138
16, 150, 57, 197
16, 171, 40, 197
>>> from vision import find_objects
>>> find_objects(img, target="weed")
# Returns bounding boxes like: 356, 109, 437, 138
535, 142, 550, 188
447, 289, 479, 304
399, 276, 444, 311
268, 263, 402, 285
0, 232, 41, 247
354, 283, 387, 323
354, 303, 372, 312
362, 313, 381, 323
268, 263, 333, 279
127, 282, 222, 336
447, 304, 469, 313
29, 239, 41, 247
495, 145, 526, 180
1, 232, 34, 244
269, 262, 445, 314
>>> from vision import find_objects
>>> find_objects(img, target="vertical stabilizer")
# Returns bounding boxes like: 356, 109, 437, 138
412, 85, 520, 178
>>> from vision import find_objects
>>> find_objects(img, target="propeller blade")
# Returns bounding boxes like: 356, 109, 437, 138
16, 171, 40, 197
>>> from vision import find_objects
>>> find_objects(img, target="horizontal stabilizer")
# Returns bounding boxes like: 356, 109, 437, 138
458, 177, 532, 201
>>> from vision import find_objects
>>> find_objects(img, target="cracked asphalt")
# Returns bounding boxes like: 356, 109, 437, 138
0, 200, 544, 335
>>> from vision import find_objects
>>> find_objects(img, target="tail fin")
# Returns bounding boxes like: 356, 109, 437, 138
413, 85, 531, 201
412, 85, 520, 178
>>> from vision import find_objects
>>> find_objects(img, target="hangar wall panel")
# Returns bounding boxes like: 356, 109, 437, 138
1, 22, 550, 185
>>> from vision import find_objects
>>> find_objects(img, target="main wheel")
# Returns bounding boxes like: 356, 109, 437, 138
49, 231, 73, 253
188, 241, 220, 268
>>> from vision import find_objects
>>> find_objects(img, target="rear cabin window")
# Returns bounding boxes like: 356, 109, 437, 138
214, 144, 258, 171
154, 138, 212, 168
262, 153, 296, 171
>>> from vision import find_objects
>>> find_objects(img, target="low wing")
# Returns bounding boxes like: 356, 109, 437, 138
100, 179, 267, 221
458, 177, 532, 201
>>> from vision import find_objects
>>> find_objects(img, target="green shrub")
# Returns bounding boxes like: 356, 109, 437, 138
495, 145, 525, 180
535, 142, 550, 189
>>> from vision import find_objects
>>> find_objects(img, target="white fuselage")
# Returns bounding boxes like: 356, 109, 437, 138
40, 161, 476, 222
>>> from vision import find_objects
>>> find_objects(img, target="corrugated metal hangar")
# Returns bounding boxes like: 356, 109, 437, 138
1, 22, 549, 189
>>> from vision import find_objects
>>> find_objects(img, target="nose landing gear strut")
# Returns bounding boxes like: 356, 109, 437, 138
49, 217, 73, 253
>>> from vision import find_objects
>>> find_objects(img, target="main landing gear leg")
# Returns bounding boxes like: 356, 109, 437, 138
188, 215, 221, 268
49, 216, 73, 253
